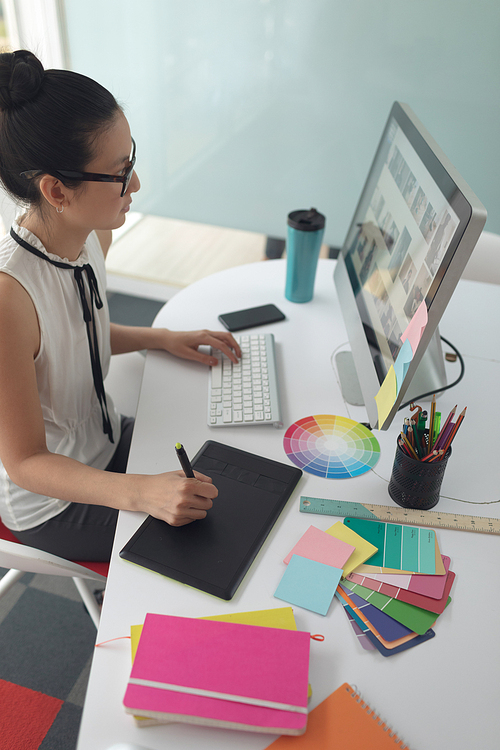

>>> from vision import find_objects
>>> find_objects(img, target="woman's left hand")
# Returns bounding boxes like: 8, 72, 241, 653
158, 329, 241, 365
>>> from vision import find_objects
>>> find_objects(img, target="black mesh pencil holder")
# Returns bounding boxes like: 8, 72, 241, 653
388, 436, 451, 510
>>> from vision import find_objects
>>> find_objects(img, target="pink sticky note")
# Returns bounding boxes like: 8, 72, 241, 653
400, 300, 428, 354
284, 525, 355, 567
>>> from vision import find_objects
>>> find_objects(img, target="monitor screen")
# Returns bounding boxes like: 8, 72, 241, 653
334, 102, 486, 430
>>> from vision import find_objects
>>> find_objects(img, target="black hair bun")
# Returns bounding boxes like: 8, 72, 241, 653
0, 50, 44, 111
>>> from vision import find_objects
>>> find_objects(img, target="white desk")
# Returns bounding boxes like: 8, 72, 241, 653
78, 259, 500, 750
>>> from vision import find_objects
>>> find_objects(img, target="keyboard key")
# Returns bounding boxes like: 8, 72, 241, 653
211, 363, 222, 388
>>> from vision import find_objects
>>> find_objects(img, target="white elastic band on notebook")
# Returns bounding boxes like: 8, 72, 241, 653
128, 677, 308, 714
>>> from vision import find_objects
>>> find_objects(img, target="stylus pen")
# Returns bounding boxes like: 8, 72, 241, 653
175, 442, 195, 478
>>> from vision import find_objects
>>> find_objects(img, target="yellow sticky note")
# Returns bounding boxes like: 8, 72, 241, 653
374, 365, 397, 429
325, 521, 378, 576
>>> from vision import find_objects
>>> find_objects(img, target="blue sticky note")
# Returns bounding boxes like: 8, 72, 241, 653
274, 554, 342, 616
394, 338, 413, 393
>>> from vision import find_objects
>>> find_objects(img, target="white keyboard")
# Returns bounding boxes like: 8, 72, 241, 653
208, 333, 282, 427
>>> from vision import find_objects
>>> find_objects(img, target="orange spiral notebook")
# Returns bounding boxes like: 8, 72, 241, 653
265, 682, 410, 749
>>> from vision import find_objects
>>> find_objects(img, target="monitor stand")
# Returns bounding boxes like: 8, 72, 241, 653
336, 328, 448, 409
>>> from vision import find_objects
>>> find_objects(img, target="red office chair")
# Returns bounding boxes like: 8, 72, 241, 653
0, 519, 108, 628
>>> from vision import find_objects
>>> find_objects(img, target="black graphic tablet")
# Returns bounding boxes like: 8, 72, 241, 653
119, 441, 302, 600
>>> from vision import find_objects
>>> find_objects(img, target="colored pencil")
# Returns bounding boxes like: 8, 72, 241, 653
427, 395, 437, 453
433, 405, 456, 451
428, 449, 444, 463
439, 407, 467, 457
431, 412, 441, 448
400, 432, 419, 460
399, 401, 466, 463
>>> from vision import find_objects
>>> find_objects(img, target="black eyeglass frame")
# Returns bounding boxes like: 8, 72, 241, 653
20, 138, 136, 198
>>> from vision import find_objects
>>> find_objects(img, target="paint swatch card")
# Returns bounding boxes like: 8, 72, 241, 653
354, 620, 435, 657
343, 518, 438, 575
336, 585, 413, 641
341, 579, 448, 634
345, 611, 378, 651
406, 555, 451, 598
274, 555, 342, 616
335, 587, 435, 655
355, 538, 446, 577
359, 572, 412, 587
347, 569, 455, 614
325, 521, 378, 575
284, 525, 355, 567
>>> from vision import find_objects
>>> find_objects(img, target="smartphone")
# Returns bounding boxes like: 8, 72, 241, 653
218, 303, 285, 332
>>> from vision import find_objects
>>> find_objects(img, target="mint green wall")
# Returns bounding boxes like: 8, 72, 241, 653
65, 0, 499, 246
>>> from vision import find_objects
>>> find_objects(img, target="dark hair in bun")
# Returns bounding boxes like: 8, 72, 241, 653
0, 49, 44, 110
0, 49, 121, 209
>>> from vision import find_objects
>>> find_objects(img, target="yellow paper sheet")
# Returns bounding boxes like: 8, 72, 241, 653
325, 521, 378, 576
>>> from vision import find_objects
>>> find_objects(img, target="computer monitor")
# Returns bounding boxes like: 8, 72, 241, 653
334, 102, 487, 430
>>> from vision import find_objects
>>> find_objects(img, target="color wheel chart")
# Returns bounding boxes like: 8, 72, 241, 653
284, 415, 380, 479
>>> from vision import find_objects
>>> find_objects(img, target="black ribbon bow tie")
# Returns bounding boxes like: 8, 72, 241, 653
10, 227, 114, 443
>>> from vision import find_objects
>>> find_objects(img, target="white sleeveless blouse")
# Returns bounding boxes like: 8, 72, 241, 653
0, 220, 120, 530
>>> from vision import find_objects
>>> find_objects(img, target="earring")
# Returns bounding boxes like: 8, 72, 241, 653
56, 204, 64, 214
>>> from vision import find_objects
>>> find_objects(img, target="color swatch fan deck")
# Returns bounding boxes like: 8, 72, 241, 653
284, 416, 380, 478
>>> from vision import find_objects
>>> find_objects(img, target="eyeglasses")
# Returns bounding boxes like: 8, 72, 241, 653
20, 138, 136, 197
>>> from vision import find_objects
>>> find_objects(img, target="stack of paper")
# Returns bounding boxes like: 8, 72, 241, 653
273, 522, 377, 616
129, 607, 311, 728
123, 612, 311, 734
273, 518, 455, 656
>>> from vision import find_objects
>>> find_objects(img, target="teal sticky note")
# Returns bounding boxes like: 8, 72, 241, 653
394, 338, 413, 393
274, 555, 342, 616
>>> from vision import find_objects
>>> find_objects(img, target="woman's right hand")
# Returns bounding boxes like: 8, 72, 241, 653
134, 470, 218, 526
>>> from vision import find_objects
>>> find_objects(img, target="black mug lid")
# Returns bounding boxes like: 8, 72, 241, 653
287, 208, 325, 232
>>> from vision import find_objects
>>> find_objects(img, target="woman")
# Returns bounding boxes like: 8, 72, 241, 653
0, 50, 240, 561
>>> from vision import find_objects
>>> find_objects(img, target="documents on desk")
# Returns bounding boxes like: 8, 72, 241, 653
115, 516, 456, 747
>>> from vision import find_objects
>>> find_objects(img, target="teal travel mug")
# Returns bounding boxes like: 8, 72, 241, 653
285, 208, 326, 303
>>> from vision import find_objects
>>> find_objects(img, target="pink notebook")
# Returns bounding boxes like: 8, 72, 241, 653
123, 613, 311, 734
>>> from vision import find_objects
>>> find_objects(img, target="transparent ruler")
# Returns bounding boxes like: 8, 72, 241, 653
299, 496, 500, 535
